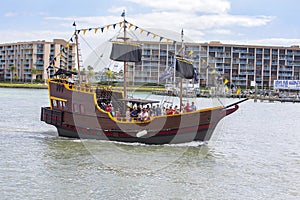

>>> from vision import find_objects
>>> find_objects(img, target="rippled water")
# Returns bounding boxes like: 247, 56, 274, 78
0, 88, 299, 199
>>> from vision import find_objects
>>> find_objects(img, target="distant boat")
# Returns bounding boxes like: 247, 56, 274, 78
40, 13, 247, 144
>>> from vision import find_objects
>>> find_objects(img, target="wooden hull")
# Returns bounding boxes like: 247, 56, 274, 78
40, 79, 239, 144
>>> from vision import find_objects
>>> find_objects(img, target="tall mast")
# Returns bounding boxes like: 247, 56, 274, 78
179, 29, 184, 112
122, 10, 127, 99
73, 22, 81, 84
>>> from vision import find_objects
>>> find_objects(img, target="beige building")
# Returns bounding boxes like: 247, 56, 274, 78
0, 39, 76, 82
128, 41, 300, 89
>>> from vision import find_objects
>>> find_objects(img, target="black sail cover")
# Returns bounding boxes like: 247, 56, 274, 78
175, 57, 195, 79
110, 42, 142, 62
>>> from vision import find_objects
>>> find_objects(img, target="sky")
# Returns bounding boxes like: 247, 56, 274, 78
1, 0, 300, 58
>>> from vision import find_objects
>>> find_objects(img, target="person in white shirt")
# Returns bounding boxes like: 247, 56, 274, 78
190, 101, 197, 111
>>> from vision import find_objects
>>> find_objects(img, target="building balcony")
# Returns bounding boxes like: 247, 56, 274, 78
36, 50, 44, 54
35, 61, 44, 65
36, 66, 44, 70
278, 73, 292, 76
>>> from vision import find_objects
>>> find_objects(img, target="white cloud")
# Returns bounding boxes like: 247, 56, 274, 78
0, 30, 69, 44
45, 16, 123, 29
127, 0, 230, 14
108, 6, 128, 14
4, 12, 18, 17
43, 0, 274, 42
4, 11, 49, 18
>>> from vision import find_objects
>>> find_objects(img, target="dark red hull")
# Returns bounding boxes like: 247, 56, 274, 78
40, 80, 240, 144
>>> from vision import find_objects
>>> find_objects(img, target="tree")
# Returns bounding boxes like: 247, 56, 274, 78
31, 67, 37, 84
105, 69, 116, 85
9, 65, 17, 83
87, 65, 95, 82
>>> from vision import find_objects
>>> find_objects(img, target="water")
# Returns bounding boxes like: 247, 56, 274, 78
0, 88, 299, 199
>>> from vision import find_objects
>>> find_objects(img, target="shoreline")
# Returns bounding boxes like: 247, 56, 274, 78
0, 83, 48, 89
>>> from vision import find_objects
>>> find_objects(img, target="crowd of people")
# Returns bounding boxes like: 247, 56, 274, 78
100, 101, 198, 122
127, 101, 198, 121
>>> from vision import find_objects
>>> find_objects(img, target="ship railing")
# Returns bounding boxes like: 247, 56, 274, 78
72, 83, 94, 93
114, 116, 152, 123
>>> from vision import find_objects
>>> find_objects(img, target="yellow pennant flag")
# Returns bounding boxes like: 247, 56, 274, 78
202, 59, 206, 64
59, 53, 62, 58
106, 25, 110, 30
95, 28, 98, 34
236, 88, 241, 94
129, 23, 133, 29
66, 43, 70, 48
211, 69, 216, 74
189, 50, 193, 55
119, 22, 122, 27
83, 29, 87, 35
166, 39, 170, 43
224, 79, 229, 85
153, 34, 157, 38
140, 29, 144, 33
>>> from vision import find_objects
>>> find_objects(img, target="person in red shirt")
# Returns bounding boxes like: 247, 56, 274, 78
166, 105, 174, 115
184, 102, 191, 112
105, 104, 112, 112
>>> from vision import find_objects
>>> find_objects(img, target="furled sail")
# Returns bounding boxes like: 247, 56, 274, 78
175, 57, 195, 79
110, 42, 142, 62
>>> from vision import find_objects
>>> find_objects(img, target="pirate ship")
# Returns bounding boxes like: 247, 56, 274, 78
41, 12, 247, 144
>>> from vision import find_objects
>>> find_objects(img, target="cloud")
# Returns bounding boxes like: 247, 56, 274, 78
127, 0, 230, 14
0, 30, 69, 44
4, 11, 48, 18
44, 0, 274, 42
45, 16, 123, 29
108, 6, 128, 14
4, 12, 19, 17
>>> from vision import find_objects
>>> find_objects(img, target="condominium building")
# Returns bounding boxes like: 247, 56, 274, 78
0, 39, 76, 82
127, 41, 300, 89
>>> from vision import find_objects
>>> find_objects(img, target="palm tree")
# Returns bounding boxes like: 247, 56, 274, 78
9, 65, 17, 83
80, 68, 87, 82
106, 69, 116, 86
87, 65, 95, 83
31, 67, 37, 84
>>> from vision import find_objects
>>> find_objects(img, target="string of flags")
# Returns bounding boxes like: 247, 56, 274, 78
67, 20, 179, 45
50, 19, 180, 68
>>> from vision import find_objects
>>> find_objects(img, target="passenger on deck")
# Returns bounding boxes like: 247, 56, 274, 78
190, 101, 197, 111
138, 108, 149, 121
105, 104, 112, 113
125, 108, 131, 121
174, 105, 180, 114
68, 75, 74, 88
115, 108, 121, 119
166, 105, 174, 115
130, 108, 139, 120
155, 104, 162, 116
184, 102, 192, 112
151, 105, 156, 116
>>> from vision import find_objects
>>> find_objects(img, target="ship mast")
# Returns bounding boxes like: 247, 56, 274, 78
180, 29, 184, 112
73, 22, 81, 84
122, 10, 127, 98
